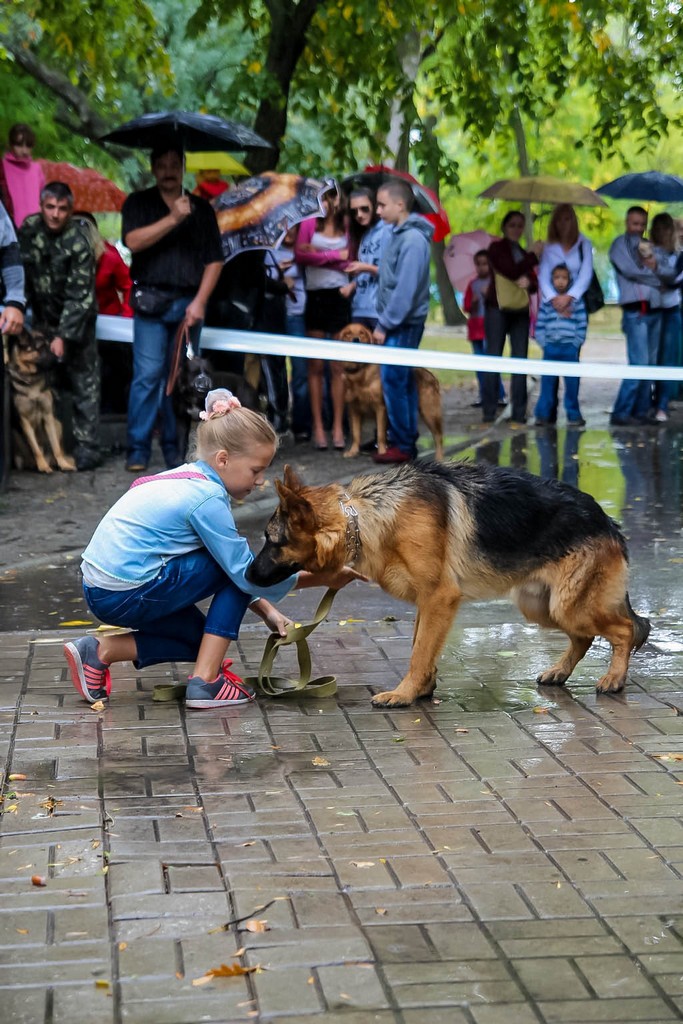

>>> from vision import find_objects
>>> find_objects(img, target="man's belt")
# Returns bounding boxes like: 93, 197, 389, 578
621, 301, 652, 313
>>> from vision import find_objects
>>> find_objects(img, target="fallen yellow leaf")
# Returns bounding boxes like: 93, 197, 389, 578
244, 919, 269, 933
192, 962, 259, 985
90, 701, 106, 712
311, 756, 330, 766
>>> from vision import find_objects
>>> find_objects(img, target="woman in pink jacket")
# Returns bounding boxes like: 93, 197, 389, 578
2, 123, 45, 227
295, 190, 351, 450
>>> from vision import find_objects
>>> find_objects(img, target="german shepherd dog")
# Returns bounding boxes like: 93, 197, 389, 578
8, 327, 75, 474
247, 460, 651, 707
336, 323, 444, 460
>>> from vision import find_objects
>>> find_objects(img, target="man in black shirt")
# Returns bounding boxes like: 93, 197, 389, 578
122, 146, 223, 471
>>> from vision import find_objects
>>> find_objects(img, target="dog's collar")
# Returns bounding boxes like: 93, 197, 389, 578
339, 492, 361, 564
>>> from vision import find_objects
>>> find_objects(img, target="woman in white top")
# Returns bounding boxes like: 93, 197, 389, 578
538, 203, 594, 308
295, 192, 350, 450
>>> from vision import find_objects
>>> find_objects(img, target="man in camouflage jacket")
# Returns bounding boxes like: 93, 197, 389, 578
19, 181, 100, 470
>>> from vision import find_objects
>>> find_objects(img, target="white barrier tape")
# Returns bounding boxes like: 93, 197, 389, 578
96, 314, 683, 383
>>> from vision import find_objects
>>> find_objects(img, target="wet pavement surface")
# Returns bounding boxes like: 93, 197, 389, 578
1, 339, 683, 1023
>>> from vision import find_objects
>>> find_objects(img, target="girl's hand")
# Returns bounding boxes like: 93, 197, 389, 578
516, 275, 531, 290
339, 283, 355, 298
251, 598, 293, 636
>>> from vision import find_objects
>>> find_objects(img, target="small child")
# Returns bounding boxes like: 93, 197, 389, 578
463, 250, 505, 407
64, 389, 362, 710
533, 264, 588, 427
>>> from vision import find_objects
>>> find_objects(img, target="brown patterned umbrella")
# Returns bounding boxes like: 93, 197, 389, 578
38, 160, 127, 212
213, 171, 336, 262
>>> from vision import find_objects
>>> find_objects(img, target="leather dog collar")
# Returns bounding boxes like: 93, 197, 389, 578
339, 492, 361, 564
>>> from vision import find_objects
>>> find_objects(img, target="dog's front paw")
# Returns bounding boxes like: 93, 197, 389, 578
595, 672, 626, 694
371, 689, 415, 708
57, 457, 76, 472
343, 448, 359, 459
536, 669, 568, 687
36, 460, 53, 474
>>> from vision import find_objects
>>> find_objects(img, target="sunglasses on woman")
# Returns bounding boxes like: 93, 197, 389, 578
351, 205, 372, 216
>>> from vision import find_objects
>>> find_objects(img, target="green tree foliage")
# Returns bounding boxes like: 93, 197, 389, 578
0, 0, 170, 167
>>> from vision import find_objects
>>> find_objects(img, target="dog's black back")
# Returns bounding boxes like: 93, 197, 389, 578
367, 459, 627, 571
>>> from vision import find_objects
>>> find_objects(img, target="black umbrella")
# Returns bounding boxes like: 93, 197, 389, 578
597, 171, 683, 203
99, 111, 272, 152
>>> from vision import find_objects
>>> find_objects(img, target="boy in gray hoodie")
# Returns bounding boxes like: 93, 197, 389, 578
371, 179, 434, 463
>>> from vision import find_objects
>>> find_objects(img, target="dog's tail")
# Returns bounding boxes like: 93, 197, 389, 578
625, 592, 651, 652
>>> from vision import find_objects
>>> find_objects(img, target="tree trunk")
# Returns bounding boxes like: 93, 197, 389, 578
247, 0, 322, 172
385, 29, 421, 168
422, 116, 463, 326
510, 105, 534, 246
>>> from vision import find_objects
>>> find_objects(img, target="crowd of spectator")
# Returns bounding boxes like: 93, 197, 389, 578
1, 121, 683, 478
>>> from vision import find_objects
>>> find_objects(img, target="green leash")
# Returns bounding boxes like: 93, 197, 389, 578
152, 588, 338, 703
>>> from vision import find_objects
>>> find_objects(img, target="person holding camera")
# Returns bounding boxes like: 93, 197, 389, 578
609, 207, 663, 426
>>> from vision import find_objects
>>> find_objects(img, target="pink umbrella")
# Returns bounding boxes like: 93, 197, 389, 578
442, 230, 499, 293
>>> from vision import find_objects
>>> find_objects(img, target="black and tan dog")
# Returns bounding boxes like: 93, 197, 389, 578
247, 460, 651, 707
173, 353, 260, 459
8, 328, 75, 474
336, 322, 444, 460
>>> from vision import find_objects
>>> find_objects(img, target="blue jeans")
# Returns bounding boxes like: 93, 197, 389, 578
127, 297, 201, 463
379, 320, 425, 454
471, 338, 506, 402
83, 549, 250, 669
656, 306, 682, 412
612, 309, 661, 421
534, 343, 582, 422
287, 313, 311, 436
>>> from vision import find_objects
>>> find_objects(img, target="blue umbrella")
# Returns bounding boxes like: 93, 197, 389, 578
597, 171, 683, 203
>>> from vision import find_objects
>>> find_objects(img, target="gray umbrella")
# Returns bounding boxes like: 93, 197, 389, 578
99, 111, 272, 152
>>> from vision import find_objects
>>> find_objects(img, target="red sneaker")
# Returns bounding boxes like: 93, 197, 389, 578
372, 446, 412, 464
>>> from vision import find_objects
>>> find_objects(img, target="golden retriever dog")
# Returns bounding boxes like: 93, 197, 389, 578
8, 328, 75, 473
247, 460, 651, 707
335, 322, 444, 459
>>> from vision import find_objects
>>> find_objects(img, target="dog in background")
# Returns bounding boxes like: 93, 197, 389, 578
247, 460, 651, 708
335, 322, 443, 459
173, 352, 260, 458
8, 327, 75, 473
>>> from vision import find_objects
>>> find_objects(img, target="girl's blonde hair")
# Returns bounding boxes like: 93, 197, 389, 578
194, 390, 278, 460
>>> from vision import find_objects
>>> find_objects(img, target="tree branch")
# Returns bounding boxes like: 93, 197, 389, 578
1, 35, 109, 140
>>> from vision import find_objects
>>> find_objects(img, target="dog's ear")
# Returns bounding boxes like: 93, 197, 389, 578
275, 477, 313, 521
314, 529, 343, 568
282, 464, 304, 492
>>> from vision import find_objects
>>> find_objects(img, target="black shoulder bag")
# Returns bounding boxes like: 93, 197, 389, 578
580, 242, 605, 315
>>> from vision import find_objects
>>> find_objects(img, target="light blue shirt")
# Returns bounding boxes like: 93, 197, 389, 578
81, 461, 297, 602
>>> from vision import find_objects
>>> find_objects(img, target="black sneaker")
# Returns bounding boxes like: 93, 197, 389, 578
74, 449, 102, 472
